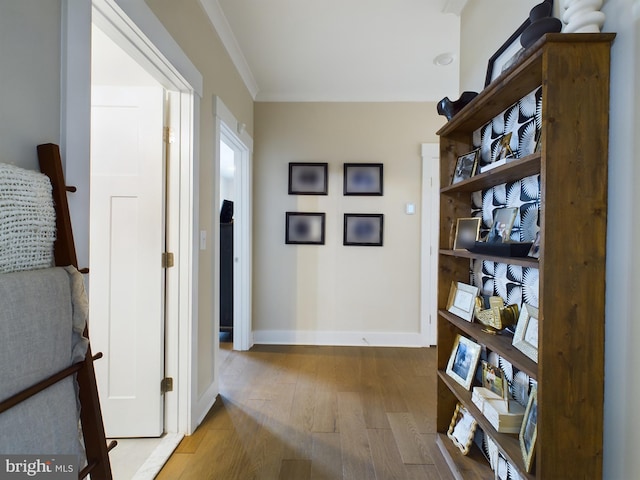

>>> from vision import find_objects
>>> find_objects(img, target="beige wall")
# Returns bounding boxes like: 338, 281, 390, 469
253, 102, 442, 345
146, 0, 254, 396
460, 0, 538, 92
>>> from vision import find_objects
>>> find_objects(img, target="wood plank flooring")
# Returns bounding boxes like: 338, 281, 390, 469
156, 344, 454, 480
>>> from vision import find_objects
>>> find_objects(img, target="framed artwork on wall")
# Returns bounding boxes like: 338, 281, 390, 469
285, 212, 326, 245
343, 163, 383, 195
288, 162, 328, 195
343, 214, 383, 246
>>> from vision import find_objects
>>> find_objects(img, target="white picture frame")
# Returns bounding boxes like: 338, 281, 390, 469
446, 281, 479, 322
513, 304, 539, 363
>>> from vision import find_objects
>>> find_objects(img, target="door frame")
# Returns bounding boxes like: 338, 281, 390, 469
214, 97, 253, 352
421, 143, 440, 346
62, 0, 203, 434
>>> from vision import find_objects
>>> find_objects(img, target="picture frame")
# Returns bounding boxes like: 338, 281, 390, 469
528, 231, 541, 258
453, 217, 481, 250
343, 163, 383, 196
494, 132, 515, 162
485, 18, 530, 87
481, 360, 508, 402
519, 386, 538, 473
446, 334, 482, 390
451, 149, 480, 184
288, 162, 328, 195
487, 207, 518, 243
447, 403, 478, 455
446, 281, 479, 322
343, 213, 383, 246
285, 212, 326, 245
512, 304, 539, 363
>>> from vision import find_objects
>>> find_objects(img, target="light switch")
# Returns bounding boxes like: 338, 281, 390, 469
405, 203, 416, 215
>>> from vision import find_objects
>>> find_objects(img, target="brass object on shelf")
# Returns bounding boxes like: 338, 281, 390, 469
474, 296, 519, 333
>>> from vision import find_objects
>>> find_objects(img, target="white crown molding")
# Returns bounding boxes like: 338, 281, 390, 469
198, 0, 259, 99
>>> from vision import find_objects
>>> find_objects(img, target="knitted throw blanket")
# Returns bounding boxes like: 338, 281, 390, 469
0, 163, 56, 273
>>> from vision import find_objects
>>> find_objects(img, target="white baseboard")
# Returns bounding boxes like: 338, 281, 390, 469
191, 382, 218, 433
252, 330, 431, 348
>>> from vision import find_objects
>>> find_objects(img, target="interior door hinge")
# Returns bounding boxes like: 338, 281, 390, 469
161, 377, 173, 394
162, 252, 175, 268
163, 126, 175, 144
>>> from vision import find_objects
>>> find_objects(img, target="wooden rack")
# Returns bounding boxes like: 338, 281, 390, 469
0, 143, 114, 479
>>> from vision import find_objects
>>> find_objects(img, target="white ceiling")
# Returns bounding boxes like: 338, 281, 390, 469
200, 0, 467, 102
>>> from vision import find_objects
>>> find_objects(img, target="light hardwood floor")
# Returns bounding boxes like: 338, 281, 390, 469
156, 343, 454, 480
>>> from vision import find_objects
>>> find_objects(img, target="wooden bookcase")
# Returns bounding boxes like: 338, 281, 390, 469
435, 33, 614, 479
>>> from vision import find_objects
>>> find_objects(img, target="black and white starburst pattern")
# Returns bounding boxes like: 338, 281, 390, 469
518, 119, 537, 157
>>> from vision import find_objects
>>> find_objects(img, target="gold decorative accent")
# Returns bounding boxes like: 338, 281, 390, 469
474, 296, 519, 331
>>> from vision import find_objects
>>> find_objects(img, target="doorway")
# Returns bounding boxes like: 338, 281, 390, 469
214, 98, 253, 353
90, 23, 167, 438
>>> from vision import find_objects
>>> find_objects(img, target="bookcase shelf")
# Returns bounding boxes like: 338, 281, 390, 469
434, 33, 614, 479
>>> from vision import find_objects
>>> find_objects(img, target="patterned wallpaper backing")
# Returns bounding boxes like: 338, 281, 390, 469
470, 86, 542, 310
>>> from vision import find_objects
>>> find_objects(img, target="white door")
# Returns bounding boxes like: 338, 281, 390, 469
90, 85, 166, 437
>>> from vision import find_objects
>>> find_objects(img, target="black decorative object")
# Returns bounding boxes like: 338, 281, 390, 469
520, 0, 562, 49
468, 241, 533, 258
437, 91, 478, 121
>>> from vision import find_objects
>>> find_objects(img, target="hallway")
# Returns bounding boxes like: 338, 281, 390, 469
157, 344, 453, 479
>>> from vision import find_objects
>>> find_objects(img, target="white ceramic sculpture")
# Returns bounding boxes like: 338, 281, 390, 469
561, 0, 606, 33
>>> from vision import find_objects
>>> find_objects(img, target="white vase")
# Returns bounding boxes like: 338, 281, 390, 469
561, 0, 606, 33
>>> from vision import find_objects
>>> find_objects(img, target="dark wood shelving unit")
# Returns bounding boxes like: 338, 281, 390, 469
435, 33, 614, 479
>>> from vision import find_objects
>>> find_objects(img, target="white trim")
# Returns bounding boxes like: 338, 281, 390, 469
64, 0, 201, 436
60, 0, 92, 269
198, 0, 259, 99
193, 381, 219, 429
253, 330, 426, 348
214, 96, 254, 353
111, 0, 203, 96
131, 432, 183, 480
421, 143, 440, 347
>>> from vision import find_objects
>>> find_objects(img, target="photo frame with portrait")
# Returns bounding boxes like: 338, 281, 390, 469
513, 304, 539, 363
343, 214, 383, 246
343, 163, 383, 195
487, 207, 518, 243
288, 163, 328, 195
520, 386, 538, 472
446, 334, 482, 390
451, 149, 480, 185
453, 217, 481, 250
285, 212, 326, 245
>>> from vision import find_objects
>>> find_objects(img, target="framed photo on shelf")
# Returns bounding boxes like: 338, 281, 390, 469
520, 386, 538, 473
453, 217, 481, 250
288, 162, 328, 195
487, 207, 518, 243
285, 212, 326, 245
513, 304, 539, 363
528, 231, 541, 258
343, 213, 383, 246
447, 403, 478, 455
446, 334, 482, 390
481, 360, 508, 401
446, 281, 479, 322
485, 18, 530, 87
343, 163, 383, 195
494, 132, 515, 161
451, 149, 480, 185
